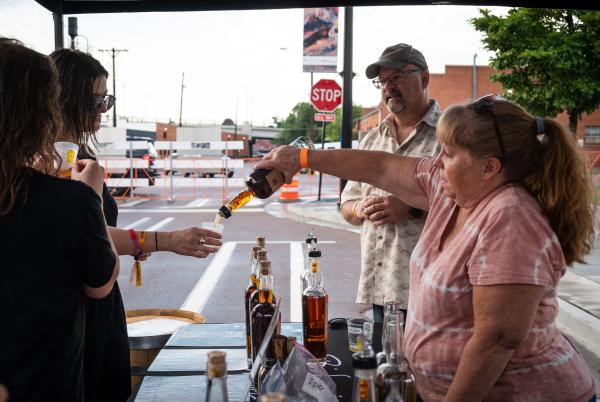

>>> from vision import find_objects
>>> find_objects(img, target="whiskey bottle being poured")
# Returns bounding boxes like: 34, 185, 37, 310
217, 136, 314, 219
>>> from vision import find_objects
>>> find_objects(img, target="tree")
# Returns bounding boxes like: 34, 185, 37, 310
324, 104, 364, 142
275, 102, 364, 145
471, 8, 600, 134
274, 102, 318, 145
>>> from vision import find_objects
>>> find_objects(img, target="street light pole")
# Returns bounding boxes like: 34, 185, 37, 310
99, 47, 128, 127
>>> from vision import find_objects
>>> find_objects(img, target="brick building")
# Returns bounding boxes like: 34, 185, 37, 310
355, 65, 600, 149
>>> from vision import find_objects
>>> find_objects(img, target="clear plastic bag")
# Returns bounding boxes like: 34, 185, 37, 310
272, 343, 337, 402
259, 362, 287, 395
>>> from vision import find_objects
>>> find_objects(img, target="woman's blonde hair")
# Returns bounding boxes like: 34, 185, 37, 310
0, 39, 62, 216
438, 97, 595, 266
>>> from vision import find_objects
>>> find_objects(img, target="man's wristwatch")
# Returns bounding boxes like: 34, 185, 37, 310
409, 207, 424, 219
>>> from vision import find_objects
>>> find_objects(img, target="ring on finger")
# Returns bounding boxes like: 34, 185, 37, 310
199, 237, 206, 245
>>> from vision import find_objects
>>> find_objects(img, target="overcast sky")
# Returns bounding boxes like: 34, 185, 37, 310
1, 0, 509, 126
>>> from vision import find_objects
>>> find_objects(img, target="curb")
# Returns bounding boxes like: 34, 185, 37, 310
556, 298, 600, 358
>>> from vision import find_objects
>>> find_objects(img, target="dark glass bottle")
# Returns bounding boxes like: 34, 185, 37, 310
250, 260, 276, 317
250, 268, 281, 362
245, 245, 261, 368
206, 351, 229, 402
301, 247, 328, 360
218, 137, 314, 219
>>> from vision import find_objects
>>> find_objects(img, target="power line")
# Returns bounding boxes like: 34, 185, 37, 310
99, 47, 128, 127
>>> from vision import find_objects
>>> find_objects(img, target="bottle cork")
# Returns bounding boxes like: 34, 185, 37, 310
259, 260, 271, 275
273, 335, 287, 361
259, 393, 286, 402
256, 236, 266, 248
251, 246, 261, 258
286, 337, 296, 359
206, 351, 227, 379
257, 249, 268, 262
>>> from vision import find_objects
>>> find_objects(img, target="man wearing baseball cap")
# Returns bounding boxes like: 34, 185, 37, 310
340, 43, 441, 323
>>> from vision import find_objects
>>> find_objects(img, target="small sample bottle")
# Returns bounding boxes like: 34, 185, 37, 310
206, 351, 229, 402
218, 137, 314, 219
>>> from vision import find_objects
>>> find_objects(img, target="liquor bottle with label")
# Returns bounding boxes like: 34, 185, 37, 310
250, 265, 281, 362
218, 137, 314, 219
206, 351, 229, 402
301, 247, 328, 360
352, 342, 377, 402
301, 231, 318, 293
245, 246, 262, 368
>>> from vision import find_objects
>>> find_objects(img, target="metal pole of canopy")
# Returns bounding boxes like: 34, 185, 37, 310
53, 12, 64, 50
339, 6, 354, 200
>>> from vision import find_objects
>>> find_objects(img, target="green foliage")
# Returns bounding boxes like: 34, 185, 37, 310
470, 8, 600, 133
275, 102, 363, 145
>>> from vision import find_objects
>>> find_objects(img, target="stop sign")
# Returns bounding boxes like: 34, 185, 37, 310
310, 79, 342, 112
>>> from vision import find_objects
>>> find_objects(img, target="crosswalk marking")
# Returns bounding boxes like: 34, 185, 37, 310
121, 217, 151, 230
183, 199, 209, 208
290, 242, 304, 322
120, 199, 148, 208
181, 242, 237, 314
145, 217, 175, 231
179, 240, 337, 318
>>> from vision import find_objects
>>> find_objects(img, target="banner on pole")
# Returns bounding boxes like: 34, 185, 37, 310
302, 8, 338, 73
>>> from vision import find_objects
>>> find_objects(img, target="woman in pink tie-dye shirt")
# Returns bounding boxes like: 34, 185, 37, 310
257, 96, 596, 402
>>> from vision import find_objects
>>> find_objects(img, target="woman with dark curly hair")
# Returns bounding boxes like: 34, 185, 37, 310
0, 39, 119, 402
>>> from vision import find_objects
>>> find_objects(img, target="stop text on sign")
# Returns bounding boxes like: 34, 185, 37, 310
310, 79, 342, 112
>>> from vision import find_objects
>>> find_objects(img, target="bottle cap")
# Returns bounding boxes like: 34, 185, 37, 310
259, 260, 271, 275
257, 249, 268, 260
286, 337, 296, 358
251, 246, 261, 258
218, 205, 232, 219
308, 247, 321, 258
305, 230, 317, 243
273, 335, 287, 360
206, 351, 227, 378
352, 340, 376, 369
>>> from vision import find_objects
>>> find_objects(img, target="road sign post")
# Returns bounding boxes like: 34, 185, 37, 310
310, 79, 342, 201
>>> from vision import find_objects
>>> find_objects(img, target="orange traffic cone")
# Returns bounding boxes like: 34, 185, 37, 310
279, 176, 300, 202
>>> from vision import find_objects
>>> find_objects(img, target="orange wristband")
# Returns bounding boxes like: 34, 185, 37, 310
299, 148, 309, 169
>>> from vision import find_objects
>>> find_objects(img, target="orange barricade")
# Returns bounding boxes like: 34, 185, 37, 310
279, 177, 300, 202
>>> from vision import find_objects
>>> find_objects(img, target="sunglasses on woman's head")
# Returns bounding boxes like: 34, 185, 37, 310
91, 94, 115, 111
473, 94, 505, 169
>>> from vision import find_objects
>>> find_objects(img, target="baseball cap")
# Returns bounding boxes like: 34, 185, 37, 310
365, 43, 429, 79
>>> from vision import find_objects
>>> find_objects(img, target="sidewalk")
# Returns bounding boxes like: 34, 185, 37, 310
274, 196, 600, 385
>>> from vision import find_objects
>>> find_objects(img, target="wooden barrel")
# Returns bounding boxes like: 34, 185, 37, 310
126, 309, 206, 393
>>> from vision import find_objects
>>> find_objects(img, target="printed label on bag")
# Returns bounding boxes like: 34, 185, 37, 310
302, 372, 335, 401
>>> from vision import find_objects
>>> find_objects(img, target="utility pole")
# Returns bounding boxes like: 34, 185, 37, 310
179, 72, 185, 127
339, 6, 355, 197
99, 48, 128, 127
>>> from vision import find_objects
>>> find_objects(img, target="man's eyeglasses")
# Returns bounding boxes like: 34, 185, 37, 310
473, 94, 505, 169
372, 68, 422, 89
91, 94, 115, 111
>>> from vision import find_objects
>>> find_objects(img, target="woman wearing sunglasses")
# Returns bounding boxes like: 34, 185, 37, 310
49, 49, 223, 402
0, 40, 119, 401
256, 96, 596, 402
